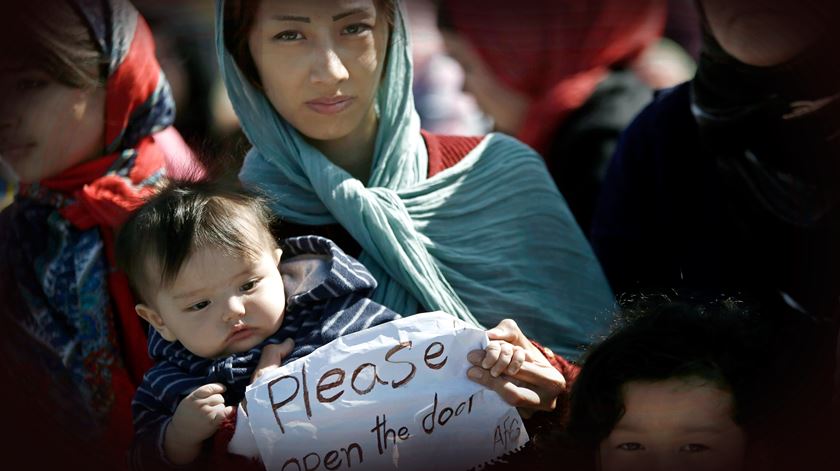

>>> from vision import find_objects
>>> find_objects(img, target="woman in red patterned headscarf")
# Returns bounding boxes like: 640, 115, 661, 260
438, 0, 666, 230
0, 0, 198, 466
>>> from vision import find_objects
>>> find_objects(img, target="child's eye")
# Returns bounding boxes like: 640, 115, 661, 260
342, 23, 372, 35
680, 443, 710, 453
187, 300, 210, 312
240, 279, 259, 292
616, 442, 645, 451
273, 30, 304, 41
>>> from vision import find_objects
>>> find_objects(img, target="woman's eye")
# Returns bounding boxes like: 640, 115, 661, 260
188, 300, 210, 311
273, 30, 303, 41
617, 442, 645, 451
240, 280, 258, 292
342, 23, 372, 35
680, 443, 710, 453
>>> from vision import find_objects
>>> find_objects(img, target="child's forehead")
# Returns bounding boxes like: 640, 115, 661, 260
153, 244, 274, 291
615, 378, 736, 432
154, 242, 268, 274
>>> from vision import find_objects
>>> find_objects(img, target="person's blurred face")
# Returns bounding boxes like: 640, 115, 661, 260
701, 0, 826, 66
0, 67, 104, 183
247, 0, 388, 143
598, 378, 746, 471
440, 31, 528, 135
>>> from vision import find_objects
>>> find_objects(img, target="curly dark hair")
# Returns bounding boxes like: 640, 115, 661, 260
567, 297, 775, 448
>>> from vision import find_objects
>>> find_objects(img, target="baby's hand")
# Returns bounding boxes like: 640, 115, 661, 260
164, 383, 233, 465
474, 340, 528, 378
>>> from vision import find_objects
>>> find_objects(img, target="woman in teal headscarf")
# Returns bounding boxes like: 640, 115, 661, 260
217, 0, 613, 401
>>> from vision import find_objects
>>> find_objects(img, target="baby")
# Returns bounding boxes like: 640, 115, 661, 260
567, 299, 775, 471
116, 179, 400, 467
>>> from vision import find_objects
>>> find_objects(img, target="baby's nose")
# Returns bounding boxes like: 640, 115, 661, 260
222, 296, 246, 322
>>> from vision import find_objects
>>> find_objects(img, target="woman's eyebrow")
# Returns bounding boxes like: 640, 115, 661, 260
270, 8, 372, 24
332, 8, 369, 21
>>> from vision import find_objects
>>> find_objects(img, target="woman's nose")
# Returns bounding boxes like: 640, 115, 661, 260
222, 296, 246, 323
309, 44, 349, 86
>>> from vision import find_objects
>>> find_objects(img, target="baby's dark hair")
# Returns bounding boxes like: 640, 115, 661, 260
116, 179, 277, 304
567, 297, 775, 447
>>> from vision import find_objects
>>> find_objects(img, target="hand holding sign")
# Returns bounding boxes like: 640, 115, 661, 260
165, 383, 235, 465
252, 338, 296, 383
466, 319, 567, 418
231, 312, 529, 470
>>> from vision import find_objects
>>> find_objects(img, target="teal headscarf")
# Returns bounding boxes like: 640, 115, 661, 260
217, 0, 614, 358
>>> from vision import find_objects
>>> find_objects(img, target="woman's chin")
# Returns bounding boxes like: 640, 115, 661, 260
299, 124, 356, 144
711, 10, 823, 66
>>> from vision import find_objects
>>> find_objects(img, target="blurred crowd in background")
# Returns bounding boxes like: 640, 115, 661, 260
5, 0, 840, 469
0, 0, 700, 211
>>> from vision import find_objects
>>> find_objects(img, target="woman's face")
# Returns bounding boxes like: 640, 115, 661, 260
440, 30, 528, 135
247, 0, 389, 143
701, 0, 826, 66
0, 67, 105, 183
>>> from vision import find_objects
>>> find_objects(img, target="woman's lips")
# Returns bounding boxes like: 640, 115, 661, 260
306, 96, 355, 115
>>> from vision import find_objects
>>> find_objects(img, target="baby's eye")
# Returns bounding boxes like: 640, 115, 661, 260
342, 23, 372, 35
680, 443, 710, 453
240, 279, 259, 292
188, 300, 210, 311
273, 30, 303, 41
616, 442, 645, 452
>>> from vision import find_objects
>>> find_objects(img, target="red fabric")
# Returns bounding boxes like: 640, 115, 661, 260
210, 413, 265, 471
105, 358, 144, 463
104, 17, 160, 149
530, 339, 579, 427
441, 0, 666, 154
37, 154, 118, 194
421, 130, 483, 177
101, 228, 154, 385
530, 340, 580, 385
28, 12, 174, 451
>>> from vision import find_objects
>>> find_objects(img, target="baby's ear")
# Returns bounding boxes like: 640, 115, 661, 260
274, 248, 283, 264
135, 304, 177, 342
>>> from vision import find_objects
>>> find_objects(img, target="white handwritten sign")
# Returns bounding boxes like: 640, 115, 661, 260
230, 312, 529, 470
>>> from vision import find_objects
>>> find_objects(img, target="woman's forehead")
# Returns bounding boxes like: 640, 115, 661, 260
254, 0, 379, 19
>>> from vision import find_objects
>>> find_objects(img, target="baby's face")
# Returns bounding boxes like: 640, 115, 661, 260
142, 245, 286, 358
599, 377, 746, 471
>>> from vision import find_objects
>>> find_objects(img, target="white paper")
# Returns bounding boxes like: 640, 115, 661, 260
233, 312, 529, 470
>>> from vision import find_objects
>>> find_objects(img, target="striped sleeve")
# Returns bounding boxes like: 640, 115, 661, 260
285, 294, 401, 364
130, 364, 207, 470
